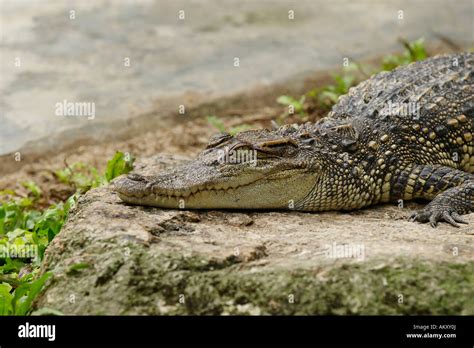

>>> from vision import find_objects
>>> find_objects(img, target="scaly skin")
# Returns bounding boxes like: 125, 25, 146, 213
115, 53, 473, 227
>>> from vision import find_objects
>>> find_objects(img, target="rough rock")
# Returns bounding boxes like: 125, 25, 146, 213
36, 155, 474, 315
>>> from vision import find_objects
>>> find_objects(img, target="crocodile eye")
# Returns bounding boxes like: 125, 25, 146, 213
255, 138, 299, 157
206, 132, 232, 149
260, 138, 298, 148
258, 138, 298, 151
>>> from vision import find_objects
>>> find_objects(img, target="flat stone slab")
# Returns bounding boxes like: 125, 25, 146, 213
36, 155, 474, 315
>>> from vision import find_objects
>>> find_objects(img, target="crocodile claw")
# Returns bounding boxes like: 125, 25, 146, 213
409, 209, 468, 228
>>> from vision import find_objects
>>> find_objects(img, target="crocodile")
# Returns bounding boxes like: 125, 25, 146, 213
115, 52, 473, 227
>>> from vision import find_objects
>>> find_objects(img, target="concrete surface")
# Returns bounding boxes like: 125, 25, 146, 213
1, 0, 473, 155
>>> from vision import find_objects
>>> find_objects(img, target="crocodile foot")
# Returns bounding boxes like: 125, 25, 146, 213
409, 206, 468, 228
409, 180, 472, 228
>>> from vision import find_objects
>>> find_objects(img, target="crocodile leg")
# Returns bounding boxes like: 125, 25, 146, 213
391, 165, 473, 227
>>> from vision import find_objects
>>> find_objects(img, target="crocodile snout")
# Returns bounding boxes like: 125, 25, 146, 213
113, 173, 153, 198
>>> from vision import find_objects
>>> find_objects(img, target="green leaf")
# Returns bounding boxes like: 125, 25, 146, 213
24, 210, 42, 230
7, 228, 26, 241
382, 55, 404, 71
3, 257, 25, 273
0, 189, 16, 203
54, 167, 72, 184
276, 95, 298, 106
64, 192, 80, 216
0, 283, 13, 315
55, 162, 106, 191
405, 37, 427, 61
382, 38, 427, 71
206, 115, 227, 133
12, 283, 30, 314
21, 181, 42, 199
0, 275, 25, 288
67, 262, 90, 275
37, 244, 47, 262
15, 272, 52, 315
33, 203, 67, 242
277, 95, 304, 113
319, 91, 339, 103
18, 197, 33, 208
105, 151, 135, 182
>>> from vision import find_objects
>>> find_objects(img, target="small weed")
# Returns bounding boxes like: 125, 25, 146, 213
276, 95, 308, 119
382, 38, 427, 71
21, 181, 41, 199
55, 163, 104, 192
105, 151, 135, 182
206, 115, 252, 135
307, 64, 359, 110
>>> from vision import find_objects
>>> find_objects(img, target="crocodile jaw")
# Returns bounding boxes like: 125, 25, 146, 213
114, 161, 315, 210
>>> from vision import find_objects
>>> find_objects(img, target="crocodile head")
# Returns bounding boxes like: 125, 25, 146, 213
114, 128, 321, 209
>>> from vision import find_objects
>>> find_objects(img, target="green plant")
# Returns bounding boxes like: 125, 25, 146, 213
56, 151, 135, 191
206, 115, 252, 135
306, 63, 359, 110
310, 72, 357, 110
55, 162, 104, 192
21, 181, 41, 199
0, 272, 52, 315
382, 38, 427, 71
276, 95, 307, 119
0, 151, 134, 316
105, 151, 135, 182
0, 194, 70, 315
